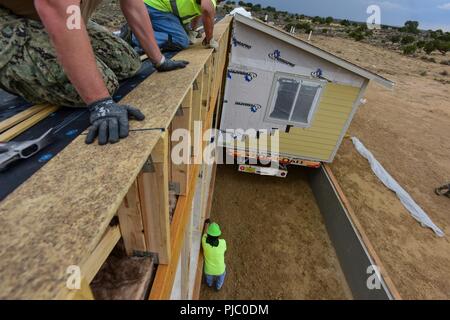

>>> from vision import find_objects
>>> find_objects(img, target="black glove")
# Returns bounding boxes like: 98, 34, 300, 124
85, 98, 145, 145
156, 57, 189, 72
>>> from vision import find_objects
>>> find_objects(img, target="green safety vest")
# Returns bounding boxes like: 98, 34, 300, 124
202, 234, 226, 276
144, 0, 216, 24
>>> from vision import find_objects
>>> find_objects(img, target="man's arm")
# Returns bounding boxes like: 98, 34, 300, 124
120, 0, 189, 71
35, 0, 109, 104
36, 0, 145, 146
201, 0, 215, 44
119, 0, 163, 65
191, 16, 201, 31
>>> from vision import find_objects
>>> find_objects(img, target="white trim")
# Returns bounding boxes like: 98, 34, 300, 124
263, 72, 326, 128
234, 14, 395, 89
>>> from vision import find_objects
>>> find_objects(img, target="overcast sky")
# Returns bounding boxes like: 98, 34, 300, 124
242, 0, 450, 31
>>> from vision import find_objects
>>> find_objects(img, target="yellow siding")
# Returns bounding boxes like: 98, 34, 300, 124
222, 83, 361, 162
279, 83, 360, 161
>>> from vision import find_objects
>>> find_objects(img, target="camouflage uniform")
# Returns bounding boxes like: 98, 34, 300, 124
0, 7, 142, 107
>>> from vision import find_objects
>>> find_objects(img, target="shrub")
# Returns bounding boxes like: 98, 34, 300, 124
402, 21, 419, 34
416, 40, 426, 48
390, 35, 401, 43
440, 60, 450, 66
340, 19, 351, 27
349, 31, 365, 41
322, 28, 328, 34
424, 41, 436, 54
434, 40, 450, 55
440, 70, 449, 76
420, 71, 427, 76
296, 22, 312, 33
312, 16, 325, 24
401, 35, 416, 45
325, 16, 334, 24
403, 44, 417, 55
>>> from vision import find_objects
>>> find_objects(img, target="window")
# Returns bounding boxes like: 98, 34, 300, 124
265, 73, 325, 127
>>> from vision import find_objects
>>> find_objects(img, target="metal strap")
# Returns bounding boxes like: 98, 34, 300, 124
169, 0, 181, 17
170, 0, 198, 23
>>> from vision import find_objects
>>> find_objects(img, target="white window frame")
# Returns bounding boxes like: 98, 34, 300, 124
264, 72, 326, 128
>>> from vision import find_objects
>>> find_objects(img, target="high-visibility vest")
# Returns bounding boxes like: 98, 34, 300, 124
144, 0, 216, 24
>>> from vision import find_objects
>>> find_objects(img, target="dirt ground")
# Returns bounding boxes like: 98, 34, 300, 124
200, 165, 352, 300
304, 35, 450, 299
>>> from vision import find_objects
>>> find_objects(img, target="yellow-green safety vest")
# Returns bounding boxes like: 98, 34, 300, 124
144, 0, 216, 24
202, 234, 226, 276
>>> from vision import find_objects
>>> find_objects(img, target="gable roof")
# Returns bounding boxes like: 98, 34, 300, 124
234, 14, 395, 89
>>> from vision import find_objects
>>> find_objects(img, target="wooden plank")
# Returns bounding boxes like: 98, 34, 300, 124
138, 133, 171, 264
81, 225, 121, 284
64, 278, 94, 300
0, 104, 49, 133
0, 16, 232, 300
117, 181, 147, 256
323, 164, 402, 300
57, 276, 94, 300
0, 105, 58, 142
149, 24, 231, 297
149, 162, 201, 300
180, 215, 192, 299
202, 58, 212, 121
193, 163, 218, 299
192, 73, 204, 165
171, 90, 193, 195
192, 253, 204, 300
199, 164, 211, 231
204, 163, 218, 221
192, 73, 204, 128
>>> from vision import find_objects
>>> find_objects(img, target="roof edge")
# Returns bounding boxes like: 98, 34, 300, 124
234, 14, 395, 89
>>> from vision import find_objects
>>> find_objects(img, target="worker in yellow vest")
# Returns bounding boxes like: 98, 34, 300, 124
130, 0, 220, 52
202, 219, 227, 291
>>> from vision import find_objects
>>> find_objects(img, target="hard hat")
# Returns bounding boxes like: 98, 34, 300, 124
207, 222, 221, 237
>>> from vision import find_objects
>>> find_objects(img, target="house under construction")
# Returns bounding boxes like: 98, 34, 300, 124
0, 15, 404, 300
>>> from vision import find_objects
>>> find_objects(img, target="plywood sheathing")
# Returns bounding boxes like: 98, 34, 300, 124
0, 16, 233, 299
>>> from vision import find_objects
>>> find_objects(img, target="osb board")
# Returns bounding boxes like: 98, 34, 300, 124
0, 16, 232, 300
0, 131, 160, 299
130, 17, 232, 131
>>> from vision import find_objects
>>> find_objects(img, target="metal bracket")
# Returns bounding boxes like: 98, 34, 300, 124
169, 182, 181, 194
142, 156, 155, 173
133, 250, 159, 264
175, 106, 184, 117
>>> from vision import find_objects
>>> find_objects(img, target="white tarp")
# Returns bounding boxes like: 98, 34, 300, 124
351, 137, 444, 237
229, 8, 252, 18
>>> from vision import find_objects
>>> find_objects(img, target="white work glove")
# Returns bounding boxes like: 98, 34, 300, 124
188, 30, 202, 44
203, 38, 219, 51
